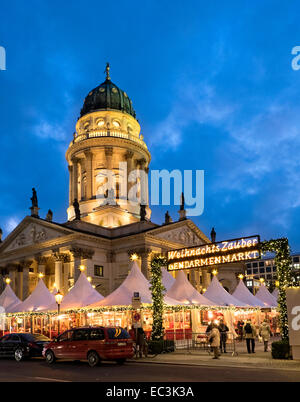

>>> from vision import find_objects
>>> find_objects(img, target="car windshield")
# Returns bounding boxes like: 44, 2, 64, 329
107, 328, 130, 339
21, 333, 51, 342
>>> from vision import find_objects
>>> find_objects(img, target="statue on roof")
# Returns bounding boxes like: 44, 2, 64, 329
140, 204, 146, 221
73, 199, 81, 220
211, 227, 216, 243
31, 188, 38, 208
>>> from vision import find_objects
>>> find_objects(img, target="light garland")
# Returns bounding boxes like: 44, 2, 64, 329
261, 238, 293, 341
150, 256, 167, 341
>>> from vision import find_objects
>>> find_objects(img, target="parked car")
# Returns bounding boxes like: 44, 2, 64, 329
43, 326, 134, 367
0, 333, 51, 362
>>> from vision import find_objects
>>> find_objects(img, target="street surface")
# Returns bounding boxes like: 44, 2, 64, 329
0, 358, 299, 382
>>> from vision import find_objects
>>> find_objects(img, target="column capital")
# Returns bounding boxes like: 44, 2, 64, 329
20, 260, 33, 269
125, 150, 134, 160
70, 247, 94, 260
35, 255, 48, 265
53, 252, 70, 263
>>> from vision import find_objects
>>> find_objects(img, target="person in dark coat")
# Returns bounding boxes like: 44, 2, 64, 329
136, 327, 148, 358
218, 319, 229, 353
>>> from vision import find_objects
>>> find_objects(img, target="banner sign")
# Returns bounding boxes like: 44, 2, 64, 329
167, 235, 260, 272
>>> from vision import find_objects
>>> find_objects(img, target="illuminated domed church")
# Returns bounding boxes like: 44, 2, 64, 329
0, 65, 241, 300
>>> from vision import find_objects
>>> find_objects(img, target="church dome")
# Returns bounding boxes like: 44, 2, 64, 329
80, 63, 136, 119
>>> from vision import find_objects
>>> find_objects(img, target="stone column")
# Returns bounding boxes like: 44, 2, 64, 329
36, 255, 47, 276
105, 147, 113, 171
107, 251, 116, 294
70, 248, 94, 283
62, 256, 71, 295
81, 249, 95, 278
68, 165, 74, 206
53, 253, 68, 293
17, 266, 23, 300
21, 261, 32, 300
202, 268, 211, 290
8, 265, 17, 294
125, 150, 134, 197
84, 150, 93, 200
72, 157, 79, 201
190, 269, 197, 288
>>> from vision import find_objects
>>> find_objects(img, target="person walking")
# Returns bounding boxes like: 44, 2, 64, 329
136, 327, 148, 358
259, 319, 272, 352
243, 319, 257, 354
208, 323, 221, 359
218, 319, 229, 353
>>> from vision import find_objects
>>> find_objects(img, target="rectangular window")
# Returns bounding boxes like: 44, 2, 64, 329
259, 262, 265, 267
293, 257, 300, 263
247, 269, 252, 275
253, 269, 258, 274
94, 265, 104, 277
259, 268, 265, 273
266, 267, 271, 273
252, 263, 258, 268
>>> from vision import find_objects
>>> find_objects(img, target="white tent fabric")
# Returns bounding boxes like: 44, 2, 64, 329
204, 276, 248, 307
232, 280, 266, 307
13, 279, 56, 312
272, 288, 279, 300
0, 284, 21, 313
162, 268, 176, 291
46, 273, 104, 311
51, 286, 58, 295
255, 284, 277, 307
89, 261, 180, 307
166, 271, 215, 305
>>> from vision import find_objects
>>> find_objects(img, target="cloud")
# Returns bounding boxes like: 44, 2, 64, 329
33, 120, 67, 141
5, 217, 19, 233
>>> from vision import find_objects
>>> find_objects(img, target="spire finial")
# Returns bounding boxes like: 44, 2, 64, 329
105, 62, 110, 80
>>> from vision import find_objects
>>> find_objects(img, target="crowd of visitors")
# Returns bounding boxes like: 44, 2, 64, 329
206, 318, 273, 359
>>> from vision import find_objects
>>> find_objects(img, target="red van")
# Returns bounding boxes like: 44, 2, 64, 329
43, 327, 134, 367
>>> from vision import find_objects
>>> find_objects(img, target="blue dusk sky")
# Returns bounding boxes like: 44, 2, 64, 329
1, 1, 300, 250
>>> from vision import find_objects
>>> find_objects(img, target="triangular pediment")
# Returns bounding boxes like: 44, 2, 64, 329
0, 216, 74, 253
148, 219, 210, 247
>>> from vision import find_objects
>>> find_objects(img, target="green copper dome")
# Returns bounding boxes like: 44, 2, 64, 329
80, 63, 136, 118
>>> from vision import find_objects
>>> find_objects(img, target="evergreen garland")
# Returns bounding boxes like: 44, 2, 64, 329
150, 256, 167, 341
261, 238, 293, 341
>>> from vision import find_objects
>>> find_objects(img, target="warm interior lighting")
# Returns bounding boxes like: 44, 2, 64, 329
275, 280, 279, 287
5, 278, 11, 285
79, 265, 86, 272
38, 272, 44, 279
259, 278, 265, 283
238, 274, 244, 280
87, 276, 92, 283
55, 291, 63, 305
130, 253, 139, 261
212, 269, 218, 276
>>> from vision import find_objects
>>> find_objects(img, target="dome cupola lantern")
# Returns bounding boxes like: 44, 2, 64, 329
66, 64, 151, 228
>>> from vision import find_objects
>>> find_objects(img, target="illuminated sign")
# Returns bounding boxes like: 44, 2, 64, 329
167, 235, 260, 272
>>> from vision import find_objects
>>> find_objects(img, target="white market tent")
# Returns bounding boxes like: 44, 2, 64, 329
204, 276, 248, 307
255, 284, 277, 307
166, 271, 215, 306
90, 261, 180, 307
0, 284, 21, 313
47, 272, 104, 311
232, 280, 266, 307
162, 268, 176, 291
272, 288, 279, 300
13, 279, 56, 312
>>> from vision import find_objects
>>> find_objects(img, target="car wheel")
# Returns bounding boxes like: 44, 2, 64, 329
116, 358, 126, 365
45, 350, 56, 364
14, 348, 25, 362
87, 351, 100, 367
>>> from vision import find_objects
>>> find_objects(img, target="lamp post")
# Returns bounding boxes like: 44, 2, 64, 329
55, 290, 63, 335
